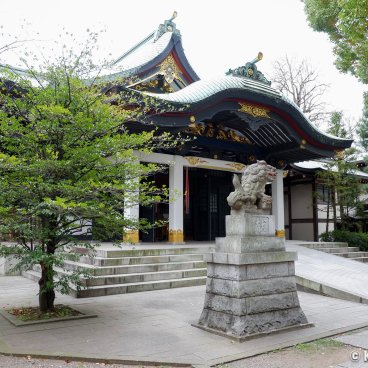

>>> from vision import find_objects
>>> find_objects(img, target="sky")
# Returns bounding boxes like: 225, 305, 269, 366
1, 0, 366, 126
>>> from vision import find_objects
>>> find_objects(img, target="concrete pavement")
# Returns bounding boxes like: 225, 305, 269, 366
287, 242, 368, 303
1, 277, 368, 367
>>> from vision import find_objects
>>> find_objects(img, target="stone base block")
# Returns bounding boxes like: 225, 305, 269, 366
203, 291, 300, 315
198, 306, 309, 338
206, 258, 296, 281
226, 214, 275, 237
205, 251, 297, 266
193, 320, 313, 342
216, 235, 285, 253
206, 276, 298, 298
196, 212, 310, 340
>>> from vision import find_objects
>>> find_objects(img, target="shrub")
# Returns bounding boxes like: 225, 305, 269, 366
320, 230, 368, 251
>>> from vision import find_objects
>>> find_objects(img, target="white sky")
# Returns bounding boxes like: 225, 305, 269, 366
1, 0, 366, 124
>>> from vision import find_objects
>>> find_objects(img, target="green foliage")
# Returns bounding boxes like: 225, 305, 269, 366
357, 92, 368, 150
304, 0, 368, 84
316, 111, 362, 230
327, 111, 348, 138
0, 33, 185, 306
320, 230, 368, 251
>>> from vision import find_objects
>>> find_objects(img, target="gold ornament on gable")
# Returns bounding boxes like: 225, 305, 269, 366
186, 122, 253, 145
238, 102, 270, 118
159, 54, 185, 85
334, 149, 345, 159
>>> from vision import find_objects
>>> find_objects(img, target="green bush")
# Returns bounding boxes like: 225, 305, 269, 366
320, 230, 368, 251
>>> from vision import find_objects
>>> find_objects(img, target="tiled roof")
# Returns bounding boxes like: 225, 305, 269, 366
145, 75, 281, 103
111, 31, 173, 76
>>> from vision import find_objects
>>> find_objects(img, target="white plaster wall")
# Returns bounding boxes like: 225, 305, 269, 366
318, 222, 334, 237
290, 183, 313, 219
317, 204, 335, 220
292, 223, 314, 241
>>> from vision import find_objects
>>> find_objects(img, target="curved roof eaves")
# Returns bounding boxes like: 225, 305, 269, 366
145, 76, 282, 103
143, 75, 352, 148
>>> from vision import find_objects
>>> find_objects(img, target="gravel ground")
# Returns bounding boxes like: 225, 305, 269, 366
227, 340, 358, 368
0, 340, 359, 368
0, 355, 161, 368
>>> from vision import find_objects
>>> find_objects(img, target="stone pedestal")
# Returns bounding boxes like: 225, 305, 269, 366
196, 213, 311, 341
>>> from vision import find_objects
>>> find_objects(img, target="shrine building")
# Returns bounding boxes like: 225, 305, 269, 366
104, 13, 353, 243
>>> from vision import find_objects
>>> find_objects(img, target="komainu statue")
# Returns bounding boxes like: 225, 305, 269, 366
227, 160, 276, 213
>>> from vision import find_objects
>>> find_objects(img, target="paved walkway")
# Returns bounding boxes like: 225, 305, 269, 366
1, 277, 368, 367
287, 242, 368, 303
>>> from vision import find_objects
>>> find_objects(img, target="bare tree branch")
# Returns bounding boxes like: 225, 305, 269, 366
272, 55, 330, 127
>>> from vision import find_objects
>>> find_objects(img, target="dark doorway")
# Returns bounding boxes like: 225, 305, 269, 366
184, 168, 233, 241
139, 171, 169, 242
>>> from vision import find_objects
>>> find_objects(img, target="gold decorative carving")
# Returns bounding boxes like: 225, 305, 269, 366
275, 229, 285, 238
187, 122, 253, 145
189, 115, 196, 123
226, 163, 246, 172
185, 156, 207, 166
282, 170, 289, 178
134, 78, 174, 93
299, 139, 307, 149
169, 229, 184, 243
276, 159, 286, 168
335, 149, 344, 159
159, 54, 185, 85
248, 155, 257, 162
238, 102, 270, 118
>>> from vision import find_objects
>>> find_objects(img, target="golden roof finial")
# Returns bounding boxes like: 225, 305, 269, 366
170, 11, 178, 21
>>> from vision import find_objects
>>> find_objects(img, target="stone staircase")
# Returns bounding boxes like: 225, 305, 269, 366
299, 242, 368, 263
23, 245, 213, 298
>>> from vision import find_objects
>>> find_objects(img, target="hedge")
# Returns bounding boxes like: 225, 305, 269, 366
319, 230, 368, 251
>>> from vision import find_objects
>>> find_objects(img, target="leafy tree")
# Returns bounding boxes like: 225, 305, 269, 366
0, 36, 182, 312
316, 111, 362, 231
357, 92, 368, 150
272, 55, 329, 127
304, 0, 368, 84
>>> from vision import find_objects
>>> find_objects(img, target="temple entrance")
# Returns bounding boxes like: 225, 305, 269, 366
184, 168, 233, 241
139, 171, 169, 242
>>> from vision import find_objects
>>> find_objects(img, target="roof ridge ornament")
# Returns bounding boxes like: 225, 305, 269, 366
226, 52, 271, 85
154, 11, 180, 41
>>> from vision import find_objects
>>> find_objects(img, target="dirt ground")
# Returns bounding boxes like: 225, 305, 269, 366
228, 339, 357, 368
0, 339, 359, 368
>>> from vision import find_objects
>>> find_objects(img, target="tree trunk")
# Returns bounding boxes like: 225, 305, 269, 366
332, 191, 337, 230
38, 259, 55, 312
325, 192, 330, 233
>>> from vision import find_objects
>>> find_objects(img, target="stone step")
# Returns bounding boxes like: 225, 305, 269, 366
22, 269, 42, 284
23, 269, 207, 298
75, 276, 208, 298
80, 253, 205, 266
81, 268, 207, 287
63, 260, 207, 276
299, 242, 348, 249
352, 257, 368, 263
331, 252, 368, 258
73, 246, 214, 258
22, 245, 212, 298
317, 247, 360, 253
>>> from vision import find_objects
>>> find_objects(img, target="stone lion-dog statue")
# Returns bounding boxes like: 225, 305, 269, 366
227, 160, 277, 213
